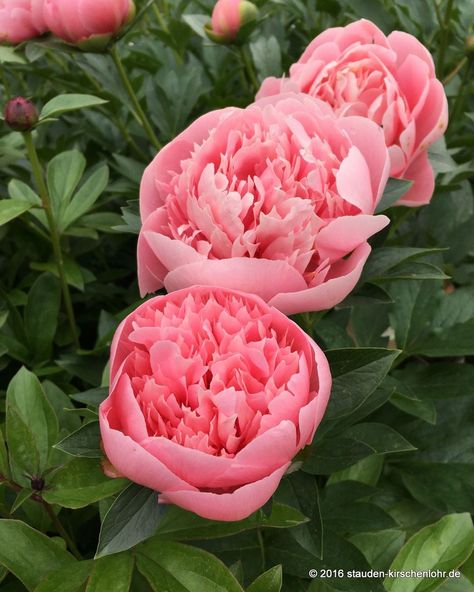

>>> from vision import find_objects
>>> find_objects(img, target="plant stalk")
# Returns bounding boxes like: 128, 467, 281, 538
437, 0, 454, 76
110, 45, 162, 151
42, 501, 82, 560
23, 132, 79, 349
239, 46, 259, 94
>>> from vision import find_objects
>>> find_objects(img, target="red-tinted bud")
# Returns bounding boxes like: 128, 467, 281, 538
4, 97, 38, 132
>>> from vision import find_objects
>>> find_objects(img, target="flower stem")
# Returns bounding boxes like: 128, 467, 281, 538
256, 527, 266, 572
23, 132, 79, 350
437, 0, 454, 76
42, 502, 82, 560
239, 46, 259, 94
110, 45, 162, 151
450, 60, 472, 122
442, 56, 467, 85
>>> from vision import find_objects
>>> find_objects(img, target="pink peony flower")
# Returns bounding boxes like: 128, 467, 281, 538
208, 0, 258, 43
138, 93, 390, 315
43, 0, 134, 48
0, 0, 47, 44
257, 19, 448, 207
99, 286, 332, 521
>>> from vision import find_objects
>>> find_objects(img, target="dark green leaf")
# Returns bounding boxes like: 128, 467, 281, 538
136, 539, 244, 592
24, 273, 61, 363
86, 553, 134, 591
247, 565, 282, 592
54, 421, 101, 458
96, 484, 166, 558
375, 178, 413, 213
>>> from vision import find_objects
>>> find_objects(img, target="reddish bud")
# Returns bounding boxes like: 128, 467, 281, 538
4, 97, 38, 132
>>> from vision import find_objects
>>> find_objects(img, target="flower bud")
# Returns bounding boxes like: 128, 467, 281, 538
206, 0, 258, 44
465, 35, 474, 57
44, 0, 135, 51
4, 97, 38, 131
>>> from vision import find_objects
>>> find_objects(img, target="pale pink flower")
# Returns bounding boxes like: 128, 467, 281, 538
138, 93, 390, 315
257, 19, 448, 206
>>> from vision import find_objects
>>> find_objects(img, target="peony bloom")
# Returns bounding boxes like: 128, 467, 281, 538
208, 0, 258, 43
99, 286, 332, 521
257, 19, 448, 207
0, 0, 47, 44
138, 93, 390, 315
43, 0, 134, 48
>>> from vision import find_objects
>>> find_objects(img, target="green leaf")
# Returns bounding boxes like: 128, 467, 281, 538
0, 47, 27, 64
35, 561, 92, 592
390, 392, 437, 424
154, 502, 308, 541
375, 178, 413, 213
40, 94, 107, 120
24, 273, 61, 363
247, 565, 282, 592
70, 387, 108, 407
86, 553, 134, 591
43, 458, 128, 508
322, 348, 400, 422
11, 488, 34, 513
0, 427, 10, 479
0, 520, 75, 591
385, 514, 474, 592
47, 150, 86, 223
136, 539, 244, 592
61, 165, 109, 231
362, 248, 445, 283
6, 367, 58, 476
54, 421, 101, 458
328, 455, 384, 486
96, 484, 166, 558
0, 199, 32, 226
305, 424, 414, 474
350, 529, 405, 571
249, 36, 282, 81
393, 363, 474, 400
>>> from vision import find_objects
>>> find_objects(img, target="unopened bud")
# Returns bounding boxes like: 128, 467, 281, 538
206, 0, 258, 44
4, 97, 38, 132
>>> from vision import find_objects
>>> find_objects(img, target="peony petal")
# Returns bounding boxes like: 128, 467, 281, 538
396, 151, 435, 207
314, 215, 390, 262
388, 30, 435, 77
336, 116, 390, 205
336, 146, 374, 213
140, 108, 236, 220
159, 463, 290, 521
269, 242, 374, 314
163, 258, 307, 302
99, 406, 196, 493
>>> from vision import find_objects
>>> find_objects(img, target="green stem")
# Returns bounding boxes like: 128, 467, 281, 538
437, 0, 454, 76
42, 502, 82, 560
110, 45, 162, 151
256, 528, 266, 572
450, 60, 472, 122
442, 56, 467, 85
152, 2, 168, 32
239, 46, 259, 94
23, 132, 79, 349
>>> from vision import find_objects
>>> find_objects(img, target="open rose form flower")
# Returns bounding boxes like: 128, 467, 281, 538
99, 286, 331, 521
138, 93, 390, 315
43, 0, 134, 48
257, 19, 448, 206
0, 0, 47, 44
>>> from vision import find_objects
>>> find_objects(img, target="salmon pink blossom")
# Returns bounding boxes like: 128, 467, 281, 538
99, 286, 332, 521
